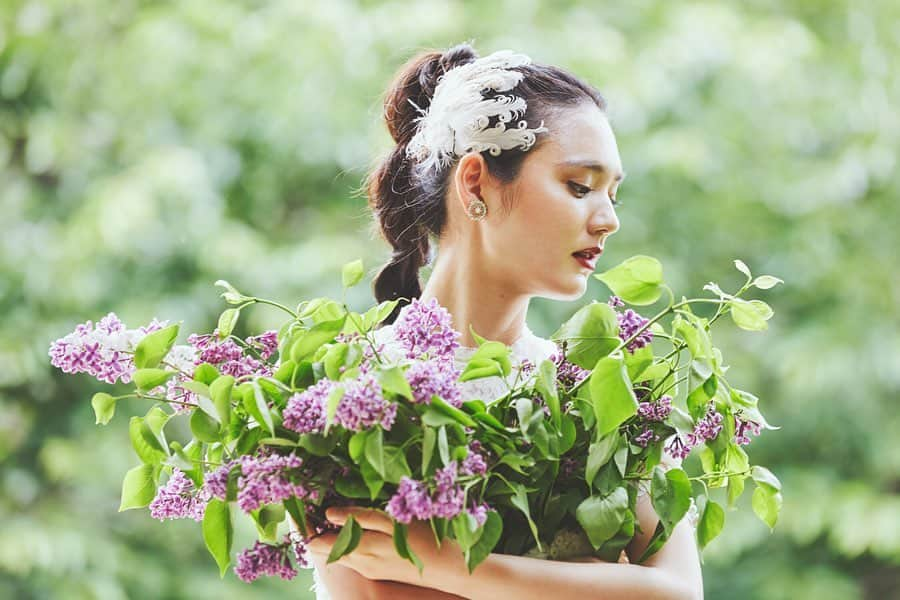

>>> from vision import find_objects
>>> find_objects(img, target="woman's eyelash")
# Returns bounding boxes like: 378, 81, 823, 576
568, 181, 621, 206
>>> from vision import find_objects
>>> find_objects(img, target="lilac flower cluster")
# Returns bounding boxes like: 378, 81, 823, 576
549, 350, 591, 389
247, 330, 279, 360
234, 534, 299, 583
634, 428, 660, 448
48, 313, 167, 385
615, 308, 654, 353
386, 461, 469, 524
201, 460, 235, 501
283, 378, 334, 434
149, 468, 210, 521
468, 501, 490, 527
664, 402, 725, 460
187, 331, 272, 379
404, 358, 463, 407
393, 297, 461, 360
335, 372, 397, 431
236, 451, 311, 513
607, 295, 625, 308
431, 461, 466, 519
460, 441, 488, 476
734, 413, 762, 446
637, 395, 673, 422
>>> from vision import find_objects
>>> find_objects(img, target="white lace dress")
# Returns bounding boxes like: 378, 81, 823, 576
303, 320, 696, 599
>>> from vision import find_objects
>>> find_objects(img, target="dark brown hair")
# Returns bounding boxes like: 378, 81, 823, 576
367, 42, 607, 324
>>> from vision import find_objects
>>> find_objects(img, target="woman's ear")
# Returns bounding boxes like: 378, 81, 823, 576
454, 152, 499, 212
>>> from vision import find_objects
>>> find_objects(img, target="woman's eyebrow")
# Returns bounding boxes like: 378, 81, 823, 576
558, 159, 626, 182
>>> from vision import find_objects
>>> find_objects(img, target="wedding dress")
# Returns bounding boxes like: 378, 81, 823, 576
300, 314, 697, 600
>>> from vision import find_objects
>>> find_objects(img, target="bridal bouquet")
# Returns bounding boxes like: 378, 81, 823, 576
48, 255, 783, 583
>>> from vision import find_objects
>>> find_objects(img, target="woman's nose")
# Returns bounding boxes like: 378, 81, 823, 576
589, 204, 619, 240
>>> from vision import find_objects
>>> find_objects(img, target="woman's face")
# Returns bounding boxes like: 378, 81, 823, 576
481, 103, 624, 300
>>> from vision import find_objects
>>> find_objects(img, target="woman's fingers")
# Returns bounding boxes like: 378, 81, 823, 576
326, 506, 394, 535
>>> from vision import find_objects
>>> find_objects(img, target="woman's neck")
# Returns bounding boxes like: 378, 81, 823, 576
418, 246, 532, 348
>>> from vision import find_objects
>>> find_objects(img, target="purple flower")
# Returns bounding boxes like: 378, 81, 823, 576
634, 427, 660, 448
393, 297, 461, 360
335, 372, 397, 431
149, 468, 209, 521
687, 403, 724, 446
550, 350, 591, 389
248, 330, 279, 360
734, 414, 762, 446
202, 461, 235, 501
187, 331, 272, 379
616, 308, 654, 353
386, 477, 434, 524
432, 461, 465, 519
637, 395, 673, 422
460, 442, 488, 476
404, 358, 463, 407
236, 452, 309, 513
468, 501, 490, 527
664, 435, 692, 461
283, 379, 335, 434
48, 312, 168, 385
607, 295, 625, 308
234, 535, 298, 583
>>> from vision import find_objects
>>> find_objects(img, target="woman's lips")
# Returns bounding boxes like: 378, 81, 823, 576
573, 252, 599, 271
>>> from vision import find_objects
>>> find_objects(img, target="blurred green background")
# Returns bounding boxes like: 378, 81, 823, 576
2, 1, 898, 598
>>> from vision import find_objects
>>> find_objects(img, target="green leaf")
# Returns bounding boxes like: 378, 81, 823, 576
254, 504, 285, 543
290, 316, 347, 363
750, 465, 782, 492
360, 459, 384, 500
421, 427, 436, 476
752, 485, 782, 530
202, 499, 233, 577
133, 368, 176, 391
588, 355, 638, 436
697, 497, 725, 550
243, 382, 274, 435
452, 511, 484, 553
734, 259, 752, 279
382, 446, 412, 484
193, 363, 220, 385
214, 279, 252, 305
535, 359, 561, 428
91, 392, 116, 425
365, 428, 385, 477
133, 324, 179, 369
508, 482, 542, 551
752, 275, 783, 290
430, 396, 477, 428
586, 432, 620, 487
650, 466, 693, 535
348, 430, 369, 462
575, 487, 629, 550
118, 464, 157, 511
190, 408, 222, 443
217, 308, 240, 340
341, 259, 365, 288
323, 383, 345, 436
129, 417, 166, 464
327, 515, 363, 563
376, 364, 413, 401
466, 511, 502, 573
209, 375, 234, 426
594, 255, 664, 305
549, 302, 620, 370
729, 299, 773, 331
393, 522, 424, 574
437, 426, 450, 466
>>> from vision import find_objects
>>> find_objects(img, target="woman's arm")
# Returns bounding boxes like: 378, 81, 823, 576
310, 553, 468, 600
313, 502, 703, 600
434, 493, 702, 600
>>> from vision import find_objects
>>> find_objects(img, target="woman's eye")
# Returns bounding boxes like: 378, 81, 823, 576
568, 182, 591, 198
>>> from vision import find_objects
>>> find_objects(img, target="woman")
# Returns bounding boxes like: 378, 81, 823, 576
303, 42, 704, 600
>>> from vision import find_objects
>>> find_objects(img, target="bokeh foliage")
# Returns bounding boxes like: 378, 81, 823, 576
2, 1, 898, 598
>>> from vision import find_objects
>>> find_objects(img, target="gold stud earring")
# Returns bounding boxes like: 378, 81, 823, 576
466, 198, 487, 221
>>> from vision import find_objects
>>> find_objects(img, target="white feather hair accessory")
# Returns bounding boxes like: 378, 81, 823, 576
405, 49, 549, 174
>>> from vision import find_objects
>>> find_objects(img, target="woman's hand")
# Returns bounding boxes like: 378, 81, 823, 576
310, 552, 467, 600
306, 506, 467, 589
